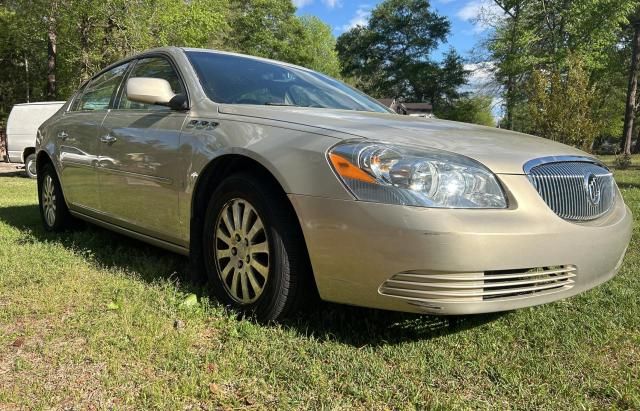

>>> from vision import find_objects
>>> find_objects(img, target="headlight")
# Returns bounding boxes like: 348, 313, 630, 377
328, 142, 507, 209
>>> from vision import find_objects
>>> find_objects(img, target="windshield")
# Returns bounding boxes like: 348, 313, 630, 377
186, 51, 391, 113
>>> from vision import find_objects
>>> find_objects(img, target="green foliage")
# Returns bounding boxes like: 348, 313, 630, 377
615, 153, 633, 169
297, 16, 341, 77
0, 168, 639, 408
0, 0, 341, 121
335, 0, 467, 107
437, 95, 496, 127
526, 57, 600, 150
485, 0, 638, 147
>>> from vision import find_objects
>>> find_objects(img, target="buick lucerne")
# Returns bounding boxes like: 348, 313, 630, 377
36, 47, 633, 321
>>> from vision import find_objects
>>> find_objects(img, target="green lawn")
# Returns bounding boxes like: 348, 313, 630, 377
0, 160, 639, 409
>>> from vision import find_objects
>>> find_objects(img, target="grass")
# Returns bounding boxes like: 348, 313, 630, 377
0, 158, 639, 409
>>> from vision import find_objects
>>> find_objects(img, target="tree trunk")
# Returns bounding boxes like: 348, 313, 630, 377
505, 77, 515, 130
46, 2, 58, 100
622, 14, 640, 156
79, 15, 93, 83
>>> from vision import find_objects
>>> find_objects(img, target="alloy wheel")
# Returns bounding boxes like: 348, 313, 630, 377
214, 198, 270, 304
42, 174, 57, 227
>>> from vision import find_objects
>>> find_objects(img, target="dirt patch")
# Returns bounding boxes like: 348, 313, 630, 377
0, 162, 26, 178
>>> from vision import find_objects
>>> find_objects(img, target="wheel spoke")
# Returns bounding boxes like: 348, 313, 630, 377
246, 270, 261, 295
246, 219, 263, 241
240, 271, 250, 302
250, 241, 268, 254
221, 209, 234, 234
230, 269, 240, 297
220, 262, 233, 281
241, 205, 252, 234
216, 248, 232, 259
216, 229, 232, 246
232, 201, 241, 232
250, 260, 269, 279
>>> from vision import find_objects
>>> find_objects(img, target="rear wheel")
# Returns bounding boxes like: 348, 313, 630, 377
202, 173, 313, 322
38, 163, 72, 231
25, 153, 37, 179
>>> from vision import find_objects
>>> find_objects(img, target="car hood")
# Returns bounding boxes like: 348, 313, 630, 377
218, 105, 590, 174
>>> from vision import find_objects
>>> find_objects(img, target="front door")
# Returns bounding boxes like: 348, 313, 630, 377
57, 62, 131, 211
98, 56, 188, 244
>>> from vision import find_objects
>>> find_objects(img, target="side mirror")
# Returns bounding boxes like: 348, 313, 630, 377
126, 77, 187, 110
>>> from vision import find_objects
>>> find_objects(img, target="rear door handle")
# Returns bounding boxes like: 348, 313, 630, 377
57, 131, 68, 141
100, 135, 117, 144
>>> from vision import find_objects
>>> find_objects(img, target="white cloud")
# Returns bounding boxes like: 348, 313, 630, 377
322, 0, 342, 8
293, 0, 342, 9
339, 5, 371, 32
293, 0, 314, 8
456, 0, 504, 33
462, 62, 504, 119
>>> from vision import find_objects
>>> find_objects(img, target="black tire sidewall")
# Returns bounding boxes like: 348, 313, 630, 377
202, 174, 293, 320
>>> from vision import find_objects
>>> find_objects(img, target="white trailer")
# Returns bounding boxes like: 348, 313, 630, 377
6, 101, 65, 178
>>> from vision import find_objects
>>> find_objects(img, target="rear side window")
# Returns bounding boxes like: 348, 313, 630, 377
71, 63, 130, 112
118, 57, 185, 111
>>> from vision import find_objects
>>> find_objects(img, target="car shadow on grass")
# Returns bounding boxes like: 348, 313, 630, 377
0, 203, 506, 346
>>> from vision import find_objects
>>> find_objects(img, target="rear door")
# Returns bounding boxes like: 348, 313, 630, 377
55, 62, 130, 211
98, 56, 188, 243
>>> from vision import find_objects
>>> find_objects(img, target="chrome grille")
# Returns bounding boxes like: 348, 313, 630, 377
378, 266, 576, 304
525, 160, 615, 221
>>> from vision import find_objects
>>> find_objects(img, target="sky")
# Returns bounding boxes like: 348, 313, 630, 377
293, 0, 498, 60
293, 0, 503, 116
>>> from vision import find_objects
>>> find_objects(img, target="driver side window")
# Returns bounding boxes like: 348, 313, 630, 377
119, 57, 185, 111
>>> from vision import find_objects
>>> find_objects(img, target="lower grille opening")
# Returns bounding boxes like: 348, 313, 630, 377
482, 266, 576, 301
379, 266, 576, 304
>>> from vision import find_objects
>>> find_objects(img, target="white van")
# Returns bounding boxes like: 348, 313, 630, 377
6, 101, 65, 178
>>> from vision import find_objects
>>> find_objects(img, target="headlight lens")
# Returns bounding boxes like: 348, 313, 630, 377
328, 142, 507, 209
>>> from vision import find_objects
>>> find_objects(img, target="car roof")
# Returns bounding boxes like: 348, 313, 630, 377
179, 47, 317, 73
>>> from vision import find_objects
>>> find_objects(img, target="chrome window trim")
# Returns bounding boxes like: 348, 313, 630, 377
523, 155, 608, 174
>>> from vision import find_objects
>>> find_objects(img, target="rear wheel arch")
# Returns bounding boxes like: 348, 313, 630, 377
22, 147, 35, 163
189, 154, 318, 295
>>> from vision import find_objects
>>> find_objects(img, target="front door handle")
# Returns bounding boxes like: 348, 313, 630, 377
100, 135, 117, 144
57, 131, 68, 141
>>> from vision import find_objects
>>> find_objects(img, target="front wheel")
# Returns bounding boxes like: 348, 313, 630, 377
202, 173, 313, 322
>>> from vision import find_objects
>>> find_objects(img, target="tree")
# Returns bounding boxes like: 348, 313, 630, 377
622, 6, 640, 156
437, 95, 496, 127
335, 0, 467, 108
484, 0, 532, 130
526, 57, 600, 150
297, 16, 340, 77
483, 0, 637, 148
227, 0, 305, 63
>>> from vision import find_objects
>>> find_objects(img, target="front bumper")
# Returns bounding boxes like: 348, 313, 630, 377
289, 174, 633, 315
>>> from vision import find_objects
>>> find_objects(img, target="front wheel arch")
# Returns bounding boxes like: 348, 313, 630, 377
189, 155, 318, 299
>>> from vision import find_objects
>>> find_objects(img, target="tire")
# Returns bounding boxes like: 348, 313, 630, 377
38, 163, 73, 232
202, 173, 313, 322
25, 153, 37, 179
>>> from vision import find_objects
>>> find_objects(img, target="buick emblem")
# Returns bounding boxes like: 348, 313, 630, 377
584, 173, 601, 205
